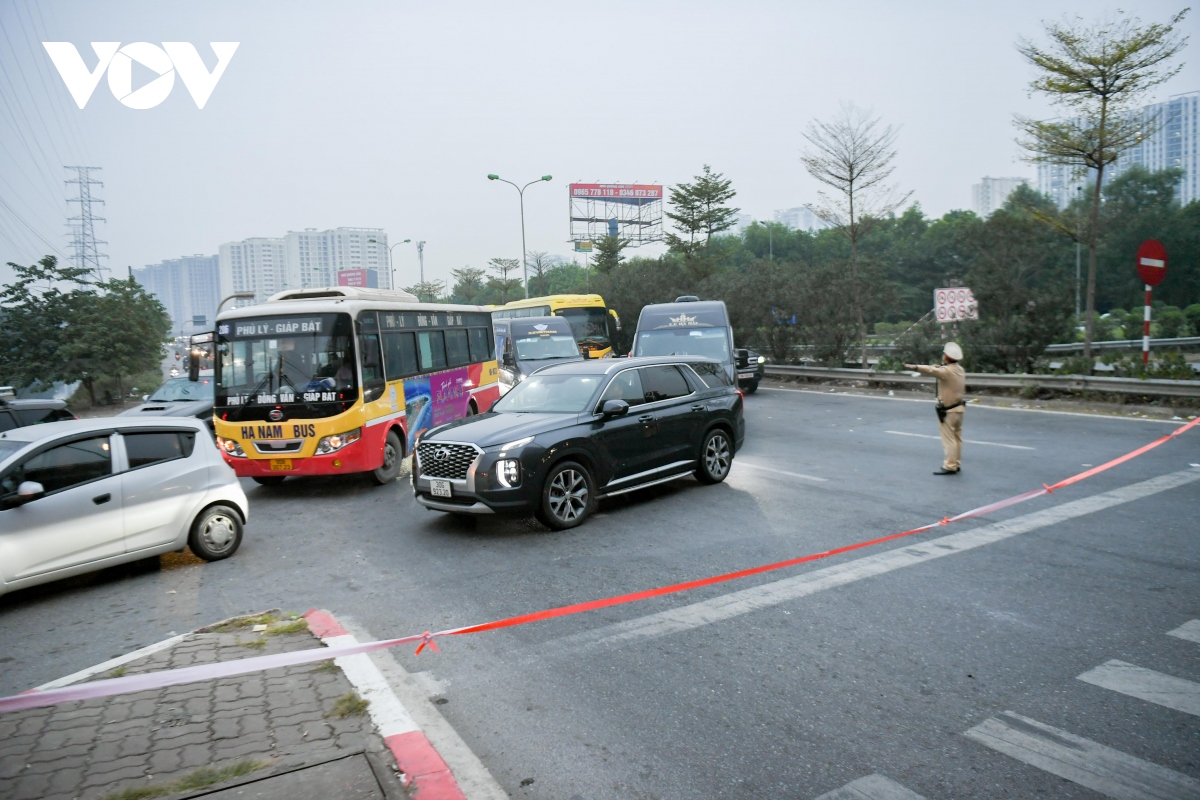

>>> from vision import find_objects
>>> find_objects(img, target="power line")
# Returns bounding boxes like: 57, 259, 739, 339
0, 192, 69, 258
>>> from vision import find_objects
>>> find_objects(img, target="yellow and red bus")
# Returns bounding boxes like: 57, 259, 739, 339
491, 294, 620, 358
208, 287, 499, 486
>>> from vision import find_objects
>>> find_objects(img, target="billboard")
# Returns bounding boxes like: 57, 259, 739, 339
934, 287, 978, 321
569, 183, 662, 203
337, 268, 379, 288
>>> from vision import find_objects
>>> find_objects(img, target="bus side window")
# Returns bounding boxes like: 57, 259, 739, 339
418, 331, 447, 371
383, 332, 418, 379
445, 329, 470, 367
469, 328, 491, 363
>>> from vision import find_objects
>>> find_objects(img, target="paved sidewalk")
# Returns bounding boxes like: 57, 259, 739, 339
0, 611, 406, 800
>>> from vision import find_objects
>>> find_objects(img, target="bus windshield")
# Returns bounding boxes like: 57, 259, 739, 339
557, 307, 610, 350
635, 327, 731, 363
216, 313, 356, 406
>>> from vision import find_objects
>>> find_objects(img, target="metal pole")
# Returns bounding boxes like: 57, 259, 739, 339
417, 241, 426, 285
518, 187, 528, 299
1143, 283, 1152, 366
1075, 241, 1081, 318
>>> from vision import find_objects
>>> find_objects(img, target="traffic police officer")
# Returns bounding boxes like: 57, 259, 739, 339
905, 342, 966, 475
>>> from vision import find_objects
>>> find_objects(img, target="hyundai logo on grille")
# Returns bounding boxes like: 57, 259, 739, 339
433, 447, 451, 462
268, 408, 284, 422
418, 442, 477, 480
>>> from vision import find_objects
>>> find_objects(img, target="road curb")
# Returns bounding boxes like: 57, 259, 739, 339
304, 608, 468, 800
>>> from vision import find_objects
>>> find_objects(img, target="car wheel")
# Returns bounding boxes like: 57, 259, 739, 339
188, 505, 243, 561
536, 460, 594, 530
371, 429, 403, 485
695, 428, 733, 484
252, 476, 286, 486
744, 380, 759, 394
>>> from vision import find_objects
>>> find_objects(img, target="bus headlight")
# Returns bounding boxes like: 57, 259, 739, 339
316, 427, 362, 455
495, 459, 522, 488
215, 437, 246, 457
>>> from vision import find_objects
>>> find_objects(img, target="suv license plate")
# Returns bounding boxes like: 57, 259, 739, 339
430, 479, 452, 498
738, 371, 756, 379
269, 459, 293, 471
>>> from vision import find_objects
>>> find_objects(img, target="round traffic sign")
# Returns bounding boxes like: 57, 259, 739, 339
1136, 239, 1168, 287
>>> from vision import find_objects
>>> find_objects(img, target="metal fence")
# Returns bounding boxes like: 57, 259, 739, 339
763, 365, 1200, 398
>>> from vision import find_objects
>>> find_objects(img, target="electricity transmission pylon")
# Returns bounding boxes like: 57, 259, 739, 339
64, 166, 108, 281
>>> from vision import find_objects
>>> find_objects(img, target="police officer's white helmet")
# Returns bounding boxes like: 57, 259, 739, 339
943, 342, 963, 361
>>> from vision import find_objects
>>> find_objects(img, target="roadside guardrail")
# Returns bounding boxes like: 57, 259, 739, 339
1044, 336, 1200, 353
763, 364, 1200, 398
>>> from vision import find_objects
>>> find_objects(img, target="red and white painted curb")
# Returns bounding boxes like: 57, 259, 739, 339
304, 609, 467, 800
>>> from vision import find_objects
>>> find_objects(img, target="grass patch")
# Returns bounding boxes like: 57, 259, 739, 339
330, 691, 369, 718
102, 759, 270, 800
107, 666, 127, 678
312, 660, 338, 673
208, 612, 281, 632
236, 638, 266, 650
266, 619, 308, 636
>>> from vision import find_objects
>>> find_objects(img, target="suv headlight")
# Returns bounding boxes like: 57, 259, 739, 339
495, 458, 522, 488
215, 437, 246, 457
315, 427, 361, 455
757, 355, 766, 364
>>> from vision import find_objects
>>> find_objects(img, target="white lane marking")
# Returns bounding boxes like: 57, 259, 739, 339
758, 386, 1185, 425
337, 615, 509, 800
35, 632, 189, 690
964, 711, 1200, 800
815, 773, 928, 799
734, 460, 828, 482
1077, 660, 1200, 717
1167, 620, 1200, 645
545, 469, 1200, 654
323, 632, 419, 738
884, 430, 1036, 450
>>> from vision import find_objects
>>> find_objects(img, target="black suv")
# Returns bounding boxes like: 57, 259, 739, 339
0, 388, 76, 432
412, 356, 744, 529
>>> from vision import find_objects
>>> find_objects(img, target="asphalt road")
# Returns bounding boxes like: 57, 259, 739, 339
2, 384, 1198, 799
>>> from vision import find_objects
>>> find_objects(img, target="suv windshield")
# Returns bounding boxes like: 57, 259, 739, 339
491, 374, 603, 413
514, 333, 579, 361
635, 327, 731, 363
216, 313, 356, 406
149, 377, 214, 402
557, 308, 611, 351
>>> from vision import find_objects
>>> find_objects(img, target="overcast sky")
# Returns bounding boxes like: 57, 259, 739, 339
0, 1, 1196, 290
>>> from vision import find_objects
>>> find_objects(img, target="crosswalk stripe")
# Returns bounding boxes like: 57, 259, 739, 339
1167, 620, 1200, 645
964, 711, 1200, 800
814, 773, 928, 800
1077, 660, 1200, 717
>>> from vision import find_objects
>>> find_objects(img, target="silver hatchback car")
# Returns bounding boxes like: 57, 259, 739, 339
0, 417, 248, 597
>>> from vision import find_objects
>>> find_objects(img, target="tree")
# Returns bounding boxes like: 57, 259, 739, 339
486, 257, 522, 304
59, 276, 172, 403
801, 103, 912, 366
525, 251, 557, 296
665, 165, 739, 277
1014, 8, 1189, 362
592, 236, 629, 275
0, 256, 92, 390
404, 280, 447, 303
449, 266, 486, 303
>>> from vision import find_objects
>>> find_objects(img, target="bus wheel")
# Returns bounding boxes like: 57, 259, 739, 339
252, 476, 286, 486
371, 430, 403, 485
466, 400, 477, 416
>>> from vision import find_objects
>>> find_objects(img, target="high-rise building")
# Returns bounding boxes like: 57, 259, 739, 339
1038, 91, 1199, 208
218, 227, 390, 304
131, 254, 220, 335
971, 177, 1029, 217
773, 207, 829, 231
284, 227, 389, 290
218, 238, 288, 306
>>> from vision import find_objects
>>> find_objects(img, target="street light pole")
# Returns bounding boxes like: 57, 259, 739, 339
369, 237, 411, 290
488, 173, 552, 299
215, 291, 255, 320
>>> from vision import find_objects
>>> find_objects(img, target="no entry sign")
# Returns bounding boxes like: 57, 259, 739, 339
1136, 239, 1167, 287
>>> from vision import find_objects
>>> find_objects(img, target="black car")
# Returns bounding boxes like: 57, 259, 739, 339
0, 388, 76, 432
412, 356, 745, 529
735, 348, 765, 393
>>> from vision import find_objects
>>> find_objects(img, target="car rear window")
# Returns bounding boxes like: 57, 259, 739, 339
640, 366, 691, 402
14, 407, 72, 426
0, 412, 16, 432
689, 362, 731, 389
124, 431, 196, 469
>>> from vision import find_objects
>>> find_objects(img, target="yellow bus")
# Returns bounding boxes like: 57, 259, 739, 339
205, 287, 499, 486
491, 294, 621, 358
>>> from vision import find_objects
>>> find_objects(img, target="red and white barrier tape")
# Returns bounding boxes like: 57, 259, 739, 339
2, 416, 1196, 714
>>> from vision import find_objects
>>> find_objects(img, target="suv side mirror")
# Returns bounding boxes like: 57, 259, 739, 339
736, 348, 750, 368
600, 399, 630, 419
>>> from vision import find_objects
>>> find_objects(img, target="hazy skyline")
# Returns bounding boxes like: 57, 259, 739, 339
1, 1, 1196, 292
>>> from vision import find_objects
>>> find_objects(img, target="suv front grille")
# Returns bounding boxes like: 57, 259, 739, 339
417, 442, 478, 480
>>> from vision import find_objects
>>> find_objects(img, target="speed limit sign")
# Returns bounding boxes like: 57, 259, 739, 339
933, 287, 978, 320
